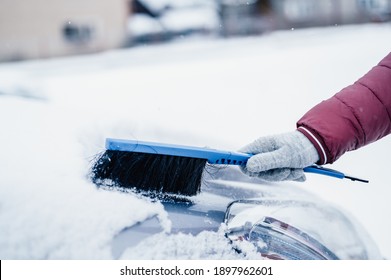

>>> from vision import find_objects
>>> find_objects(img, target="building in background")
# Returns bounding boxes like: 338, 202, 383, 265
219, 0, 391, 36
1, 0, 391, 62
0, 0, 130, 62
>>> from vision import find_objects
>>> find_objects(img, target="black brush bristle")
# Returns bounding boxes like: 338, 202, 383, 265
91, 150, 207, 196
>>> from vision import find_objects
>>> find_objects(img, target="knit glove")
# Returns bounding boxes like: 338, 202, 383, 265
239, 131, 320, 182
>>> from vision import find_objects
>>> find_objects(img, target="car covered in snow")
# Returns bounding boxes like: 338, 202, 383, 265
127, 0, 220, 45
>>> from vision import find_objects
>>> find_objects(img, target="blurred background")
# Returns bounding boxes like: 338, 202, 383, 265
1, 0, 391, 62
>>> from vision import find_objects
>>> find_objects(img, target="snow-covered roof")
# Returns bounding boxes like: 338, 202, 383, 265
159, 6, 220, 32
128, 1, 220, 37
139, 0, 217, 13
127, 14, 164, 36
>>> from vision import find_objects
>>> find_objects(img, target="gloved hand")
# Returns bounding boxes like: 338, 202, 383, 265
240, 130, 319, 182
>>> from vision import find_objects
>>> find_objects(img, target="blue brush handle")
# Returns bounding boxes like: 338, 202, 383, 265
106, 138, 367, 182
106, 138, 250, 165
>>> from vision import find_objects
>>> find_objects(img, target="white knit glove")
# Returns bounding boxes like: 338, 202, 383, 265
239, 131, 320, 182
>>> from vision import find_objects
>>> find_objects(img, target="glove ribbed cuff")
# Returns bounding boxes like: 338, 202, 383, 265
297, 126, 327, 165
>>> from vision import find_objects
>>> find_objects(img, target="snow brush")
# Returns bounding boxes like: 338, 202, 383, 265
90, 138, 368, 196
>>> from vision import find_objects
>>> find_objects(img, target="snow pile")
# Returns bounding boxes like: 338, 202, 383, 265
119, 229, 247, 260
160, 6, 219, 33
0, 98, 170, 259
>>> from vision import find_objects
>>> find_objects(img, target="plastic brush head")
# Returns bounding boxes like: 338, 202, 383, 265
91, 150, 207, 196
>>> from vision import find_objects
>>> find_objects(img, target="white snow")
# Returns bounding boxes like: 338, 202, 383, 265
127, 14, 165, 37
159, 7, 220, 32
127, 1, 220, 40
1, 23, 391, 259
140, 0, 217, 11
127, 7, 219, 38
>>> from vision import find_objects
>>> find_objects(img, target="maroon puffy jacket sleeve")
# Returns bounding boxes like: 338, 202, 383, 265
297, 52, 391, 164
